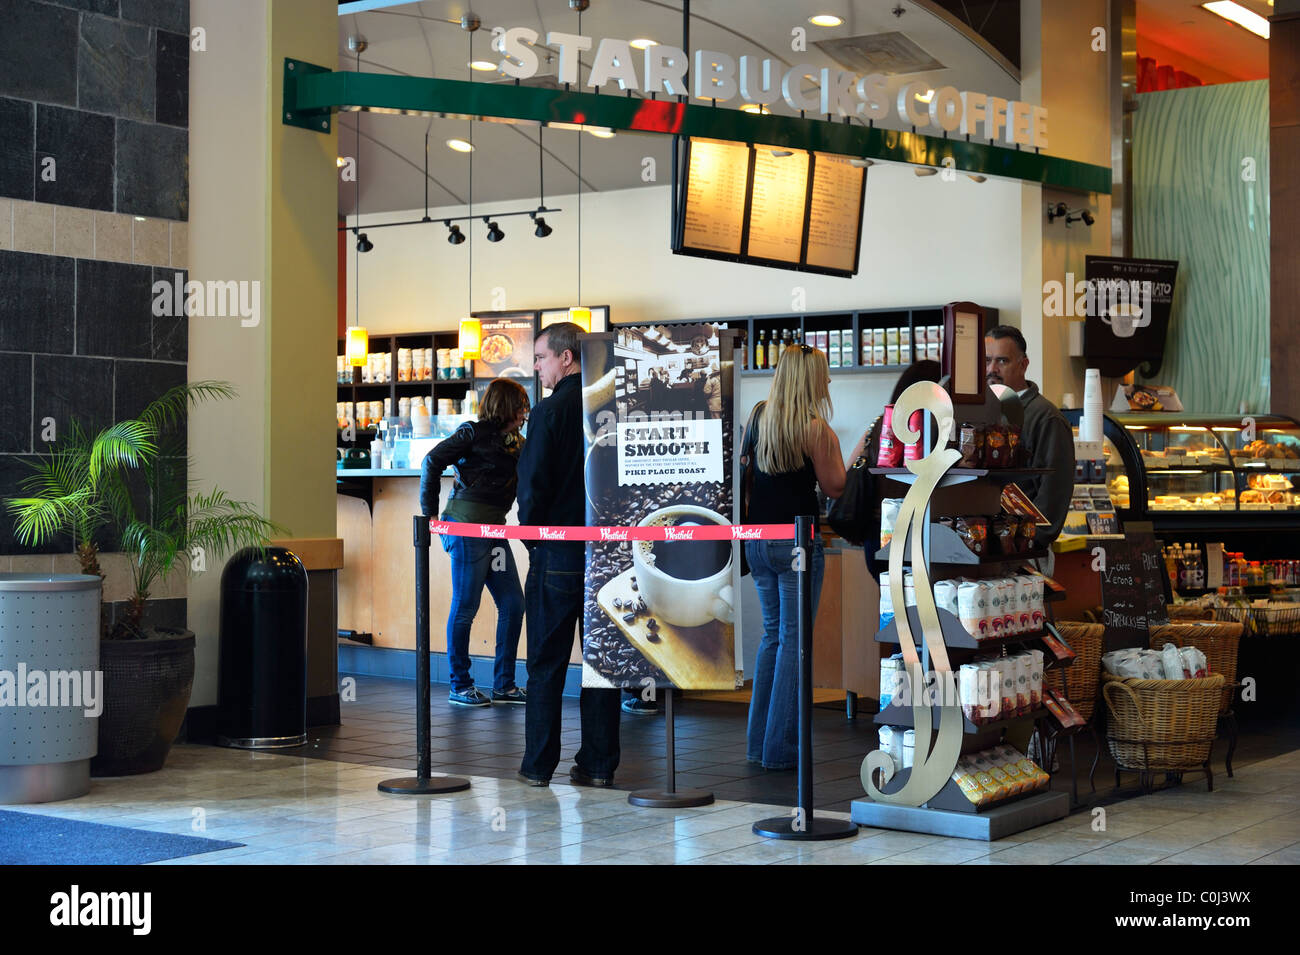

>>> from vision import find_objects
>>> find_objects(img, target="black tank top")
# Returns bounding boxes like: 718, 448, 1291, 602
747, 410, 820, 526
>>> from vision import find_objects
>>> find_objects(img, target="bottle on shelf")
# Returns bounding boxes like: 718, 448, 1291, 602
740, 331, 749, 370
767, 330, 779, 369
757, 330, 767, 369
1164, 545, 1179, 590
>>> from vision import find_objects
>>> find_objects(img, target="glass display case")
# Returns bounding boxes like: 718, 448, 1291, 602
1067, 412, 1300, 523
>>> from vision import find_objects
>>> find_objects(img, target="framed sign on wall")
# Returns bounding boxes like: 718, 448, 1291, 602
942, 302, 987, 404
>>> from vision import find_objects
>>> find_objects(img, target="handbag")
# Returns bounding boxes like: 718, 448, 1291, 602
826, 417, 879, 547
737, 402, 764, 577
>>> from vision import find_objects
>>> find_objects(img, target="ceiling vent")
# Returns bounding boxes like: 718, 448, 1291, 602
814, 32, 946, 75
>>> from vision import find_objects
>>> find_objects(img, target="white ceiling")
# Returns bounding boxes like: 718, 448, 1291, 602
335, 0, 1024, 216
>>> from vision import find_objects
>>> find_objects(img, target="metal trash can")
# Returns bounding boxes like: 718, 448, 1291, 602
217, 547, 308, 748
0, 574, 102, 803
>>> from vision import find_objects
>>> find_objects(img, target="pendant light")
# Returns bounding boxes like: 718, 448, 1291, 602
458, 25, 482, 359
567, 10, 590, 334
348, 40, 368, 365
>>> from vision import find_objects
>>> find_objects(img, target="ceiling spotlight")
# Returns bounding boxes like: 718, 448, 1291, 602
447, 138, 474, 153
1201, 1, 1270, 39
966, 174, 988, 183
485, 219, 505, 242
460, 12, 481, 32
809, 14, 843, 27
568, 0, 590, 10
532, 215, 552, 238
849, 158, 874, 168
914, 167, 938, 177
356, 232, 374, 253
739, 103, 770, 114
1046, 201, 1069, 223
587, 127, 616, 138
1066, 209, 1096, 227
770, 149, 794, 158
468, 60, 498, 72
446, 222, 466, 245
630, 38, 658, 50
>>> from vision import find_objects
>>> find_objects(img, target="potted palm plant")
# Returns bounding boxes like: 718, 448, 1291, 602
5, 382, 282, 775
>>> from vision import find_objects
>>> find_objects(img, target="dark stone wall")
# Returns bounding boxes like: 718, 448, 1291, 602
0, 0, 189, 557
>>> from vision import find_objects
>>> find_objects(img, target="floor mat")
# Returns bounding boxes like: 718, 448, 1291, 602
0, 810, 243, 865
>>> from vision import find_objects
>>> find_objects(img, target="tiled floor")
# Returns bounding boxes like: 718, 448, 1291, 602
16, 744, 1300, 865
270, 675, 1300, 814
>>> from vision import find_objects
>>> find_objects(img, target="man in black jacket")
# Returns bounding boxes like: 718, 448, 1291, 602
516, 322, 620, 787
985, 325, 1075, 543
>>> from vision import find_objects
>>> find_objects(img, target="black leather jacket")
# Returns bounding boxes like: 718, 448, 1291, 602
419, 420, 522, 516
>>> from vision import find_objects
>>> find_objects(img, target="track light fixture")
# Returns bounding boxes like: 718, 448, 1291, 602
485, 218, 504, 242
1047, 202, 1095, 226
446, 222, 466, 245
356, 232, 374, 252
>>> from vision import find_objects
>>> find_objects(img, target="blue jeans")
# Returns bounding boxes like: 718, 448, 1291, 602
745, 537, 825, 769
441, 532, 524, 693
519, 542, 620, 780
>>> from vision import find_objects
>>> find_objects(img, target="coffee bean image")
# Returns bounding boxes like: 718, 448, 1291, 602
622, 612, 636, 624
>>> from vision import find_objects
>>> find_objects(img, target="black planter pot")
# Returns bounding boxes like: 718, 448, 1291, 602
91, 627, 196, 777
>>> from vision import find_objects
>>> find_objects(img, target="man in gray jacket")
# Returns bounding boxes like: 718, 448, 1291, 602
984, 325, 1075, 543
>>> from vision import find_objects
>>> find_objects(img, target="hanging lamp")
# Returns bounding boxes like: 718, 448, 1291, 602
348, 41, 368, 365
458, 28, 482, 359
568, 31, 590, 335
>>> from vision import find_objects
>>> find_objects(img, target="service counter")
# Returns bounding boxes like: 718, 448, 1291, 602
337, 470, 880, 697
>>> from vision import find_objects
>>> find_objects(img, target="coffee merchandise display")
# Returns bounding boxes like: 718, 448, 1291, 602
950, 745, 1051, 807
1102, 646, 1208, 680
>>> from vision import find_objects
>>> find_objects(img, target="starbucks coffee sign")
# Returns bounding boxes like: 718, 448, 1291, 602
497, 28, 1049, 149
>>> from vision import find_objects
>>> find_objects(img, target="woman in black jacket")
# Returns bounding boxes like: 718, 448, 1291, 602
420, 379, 530, 707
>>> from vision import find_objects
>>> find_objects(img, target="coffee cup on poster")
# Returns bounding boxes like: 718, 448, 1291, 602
633, 504, 734, 628
1102, 303, 1144, 338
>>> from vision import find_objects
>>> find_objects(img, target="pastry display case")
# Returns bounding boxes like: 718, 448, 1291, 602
1065, 412, 1300, 531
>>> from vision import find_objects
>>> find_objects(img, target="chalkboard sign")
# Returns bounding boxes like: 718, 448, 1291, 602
1129, 531, 1170, 626
1097, 540, 1150, 651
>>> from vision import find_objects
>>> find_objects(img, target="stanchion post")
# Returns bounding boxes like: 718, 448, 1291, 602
378, 516, 471, 796
629, 682, 713, 808
753, 515, 857, 840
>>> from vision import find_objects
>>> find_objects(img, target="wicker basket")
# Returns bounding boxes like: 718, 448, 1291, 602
1043, 621, 1104, 722
1167, 604, 1213, 621
1213, 602, 1300, 637
1101, 672, 1224, 773
1148, 621, 1242, 715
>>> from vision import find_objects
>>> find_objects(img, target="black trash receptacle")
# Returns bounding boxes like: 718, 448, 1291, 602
217, 547, 308, 748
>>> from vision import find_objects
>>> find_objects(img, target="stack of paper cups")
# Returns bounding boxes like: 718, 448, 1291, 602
1080, 368, 1103, 442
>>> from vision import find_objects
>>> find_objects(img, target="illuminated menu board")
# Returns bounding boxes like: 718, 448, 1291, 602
681, 139, 749, 255
674, 138, 867, 277
806, 152, 866, 273
747, 147, 809, 263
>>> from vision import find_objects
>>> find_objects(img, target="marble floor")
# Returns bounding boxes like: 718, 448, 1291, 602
13, 743, 1300, 865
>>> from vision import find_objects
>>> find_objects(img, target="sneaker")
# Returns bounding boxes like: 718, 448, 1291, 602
493, 687, 527, 705
449, 687, 491, 708
621, 696, 662, 716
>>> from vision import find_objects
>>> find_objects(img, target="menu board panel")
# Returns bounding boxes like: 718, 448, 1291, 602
747, 146, 809, 263
680, 138, 749, 255
805, 152, 865, 273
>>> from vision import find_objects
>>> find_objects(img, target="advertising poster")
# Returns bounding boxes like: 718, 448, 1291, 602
472, 314, 535, 380
580, 324, 740, 690
1082, 256, 1179, 378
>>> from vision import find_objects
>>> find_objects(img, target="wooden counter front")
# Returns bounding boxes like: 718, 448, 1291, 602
338, 476, 580, 664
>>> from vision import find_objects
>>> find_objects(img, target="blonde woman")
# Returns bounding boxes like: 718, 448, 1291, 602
742, 344, 867, 768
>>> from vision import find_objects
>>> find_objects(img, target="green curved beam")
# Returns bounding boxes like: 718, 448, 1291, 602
284, 58, 1110, 195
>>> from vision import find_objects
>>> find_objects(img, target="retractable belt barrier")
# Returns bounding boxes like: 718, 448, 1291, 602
429, 519, 799, 542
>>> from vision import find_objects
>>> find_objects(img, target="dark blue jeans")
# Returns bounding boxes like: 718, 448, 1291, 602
519, 542, 620, 780
745, 536, 825, 769
440, 532, 524, 693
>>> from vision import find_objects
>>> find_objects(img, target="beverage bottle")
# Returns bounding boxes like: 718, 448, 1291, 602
1172, 544, 1185, 590
740, 331, 748, 370
1191, 549, 1204, 589
767, 330, 779, 368
757, 330, 768, 369
1165, 546, 1179, 590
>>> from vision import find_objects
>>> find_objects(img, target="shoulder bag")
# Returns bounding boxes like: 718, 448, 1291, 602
737, 401, 765, 576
